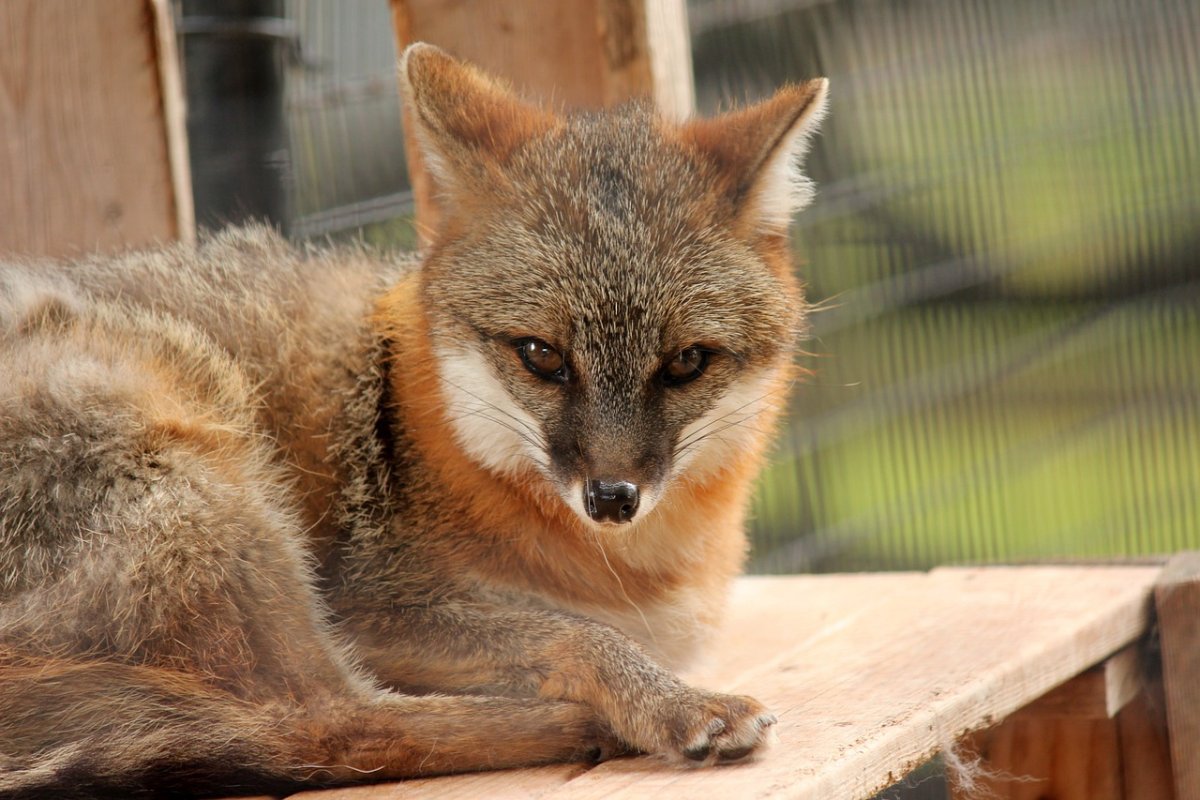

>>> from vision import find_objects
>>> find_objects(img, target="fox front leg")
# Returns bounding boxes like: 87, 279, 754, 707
346, 603, 776, 765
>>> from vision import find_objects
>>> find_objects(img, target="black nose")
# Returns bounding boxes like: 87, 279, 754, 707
584, 480, 639, 524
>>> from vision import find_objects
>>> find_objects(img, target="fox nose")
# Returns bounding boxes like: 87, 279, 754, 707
584, 479, 639, 524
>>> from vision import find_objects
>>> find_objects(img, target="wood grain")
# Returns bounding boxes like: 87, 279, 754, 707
0, 0, 190, 257
1011, 644, 1141, 720
955, 685, 1176, 800
289, 764, 590, 800
1118, 691, 1176, 800
1154, 551, 1200, 800
958, 716, 1123, 800
289, 566, 1160, 800
148, 0, 194, 246
389, 0, 694, 244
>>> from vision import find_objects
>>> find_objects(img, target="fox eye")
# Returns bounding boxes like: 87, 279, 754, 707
517, 338, 567, 382
661, 346, 709, 386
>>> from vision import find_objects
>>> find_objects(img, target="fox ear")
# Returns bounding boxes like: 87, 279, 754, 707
398, 43, 558, 190
683, 79, 829, 234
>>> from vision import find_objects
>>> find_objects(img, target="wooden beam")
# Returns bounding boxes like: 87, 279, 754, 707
149, 0, 195, 247
1118, 691, 1176, 800
954, 686, 1177, 800
1155, 551, 1200, 800
956, 716, 1124, 800
0, 0, 193, 257
389, 0, 694, 244
1012, 645, 1141, 720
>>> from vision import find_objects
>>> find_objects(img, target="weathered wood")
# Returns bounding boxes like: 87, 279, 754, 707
1154, 551, 1200, 800
947, 645, 1146, 798
1118, 691, 1176, 800
389, 0, 694, 243
149, 0, 195, 246
953, 684, 1175, 800
1011, 644, 1141, 720
0, 0, 193, 257
290, 566, 1160, 800
290, 764, 589, 800
548, 568, 1157, 800
956, 715, 1123, 800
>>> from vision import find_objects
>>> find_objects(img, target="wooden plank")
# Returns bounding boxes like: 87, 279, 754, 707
948, 644, 1154, 800
952, 686, 1175, 800
1011, 644, 1141, 720
149, 0, 195, 247
0, 0, 191, 257
1154, 551, 1200, 800
389, 0, 694, 243
538, 567, 1157, 800
296, 567, 1158, 800
288, 764, 589, 800
642, 0, 694, 121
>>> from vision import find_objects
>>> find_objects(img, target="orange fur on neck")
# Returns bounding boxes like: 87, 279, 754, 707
372, 277, 774, 622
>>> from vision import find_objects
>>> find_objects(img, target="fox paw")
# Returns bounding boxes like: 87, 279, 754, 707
663, 691, 777, 766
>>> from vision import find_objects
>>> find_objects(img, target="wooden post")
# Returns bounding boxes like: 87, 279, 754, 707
1118, 691, 1177, 800
389, 0, 694, 244
0, 0, 193, 258
951, 644, 1175, 800
1156, 551, 1200, 800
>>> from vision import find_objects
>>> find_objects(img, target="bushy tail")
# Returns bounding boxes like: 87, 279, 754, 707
0, 656, 293, 799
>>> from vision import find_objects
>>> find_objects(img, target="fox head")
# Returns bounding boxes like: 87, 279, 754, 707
397, 43, 827, 531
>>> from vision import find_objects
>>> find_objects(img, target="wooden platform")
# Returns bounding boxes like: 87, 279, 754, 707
217, 560, 1200, 800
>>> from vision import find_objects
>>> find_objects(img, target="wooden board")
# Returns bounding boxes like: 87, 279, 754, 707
288, 565, 1160, 800
1155, 551, 1200, 800
0, 0, 192, 258
389, 0, 693, 243
291, 765, 589, 800
1010, 644, 1141, 720
959, 716, 1124, 800
1118, 692, 1176, 800
955, 686, 1175, 800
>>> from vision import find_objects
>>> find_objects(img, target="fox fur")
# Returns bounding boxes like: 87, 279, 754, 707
0, 44, 828, 797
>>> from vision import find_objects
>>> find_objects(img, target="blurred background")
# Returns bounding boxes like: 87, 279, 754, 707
175, 0, 1199, 577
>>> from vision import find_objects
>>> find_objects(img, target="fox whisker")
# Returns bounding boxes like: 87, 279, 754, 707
673, 411, 773, 461
437, 376, 546, 443
672, 383, 791, 454
579, 491, 660, 650
445, 406, 551, 471
448, 404, 548, 449
672, 384, 788, 457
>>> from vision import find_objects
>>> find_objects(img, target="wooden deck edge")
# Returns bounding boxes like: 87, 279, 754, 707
1155, 550, 1200, 800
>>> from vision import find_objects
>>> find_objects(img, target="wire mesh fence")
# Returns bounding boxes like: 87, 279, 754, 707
695, 0, 1200, 572
202, 0, 1198, 574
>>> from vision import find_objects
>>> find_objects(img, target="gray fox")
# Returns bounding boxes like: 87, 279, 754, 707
0, 43, 827, 797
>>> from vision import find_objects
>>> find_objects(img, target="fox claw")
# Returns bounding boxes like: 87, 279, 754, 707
665, 693, 776, 766
580, 722, 630, 764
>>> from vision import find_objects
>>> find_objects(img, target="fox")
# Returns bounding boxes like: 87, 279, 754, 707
0, 43, 827, 798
